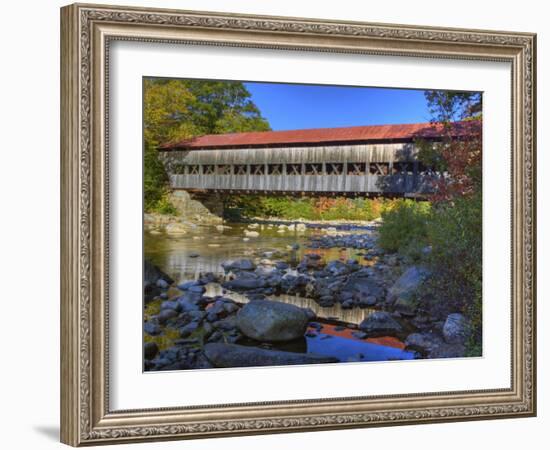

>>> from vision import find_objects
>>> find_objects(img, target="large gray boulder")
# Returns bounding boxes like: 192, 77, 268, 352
359, 311, 403, 337
386, 266, 431, 315
236, 300, 309, 342
442, 313, 469, 344
203, 343, 338, 367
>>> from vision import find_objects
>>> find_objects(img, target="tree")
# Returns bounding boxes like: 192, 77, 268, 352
417, 90, 482, 201
143, 78, 270, 212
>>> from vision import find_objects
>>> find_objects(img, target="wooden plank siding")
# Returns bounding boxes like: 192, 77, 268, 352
160, 142, 433, 195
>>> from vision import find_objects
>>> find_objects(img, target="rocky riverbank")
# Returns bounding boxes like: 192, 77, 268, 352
144, 191, 222, 235
143, 223, 471, 371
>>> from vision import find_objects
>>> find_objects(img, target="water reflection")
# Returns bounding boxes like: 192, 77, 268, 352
203, 283, 375, 325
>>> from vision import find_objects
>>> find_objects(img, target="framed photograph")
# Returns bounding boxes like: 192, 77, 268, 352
60, 3, 536, 446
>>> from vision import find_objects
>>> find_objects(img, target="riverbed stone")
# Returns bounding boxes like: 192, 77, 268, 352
156, 278, 170, 289
177, 280, 201, 290
222, 259, 256, 272
188, 284, 206, 294
352, 331, 368, 340
236, 300, 309, 342
161, 299, 181, 312
144, 321, 161, 336
430, 343, 466, 359
144, 342, 159, 360
404, 332, 444, 354
275, 262, 289, 270
324, 260, 351, 277
359, 295, 378, 307
342, 276, 384, 301
157, 308, 178, 324
176, 295, 202, 312
203, 343, 338, 367
442, 313, 469, 344
223, 273, 265, 291
386, 266, 431, 315
179, 321, 200, 338
359, 311, 403, 337
165, 222, 189, 235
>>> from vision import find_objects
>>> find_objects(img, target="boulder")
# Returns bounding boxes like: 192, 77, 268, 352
188, 284, 206, 294
386, 266, 431, 315
176, 294, 202, 312
157, 308, 178, 324
179, 322, 200, 338
324, 260, 351, 277
359, 296, 378, 307
144, 322, 161, 336
429, 342, 466, 359
144, 342, 159, 360
223, 273, 265, 291
203, 343, 338, 367
236, 300, 309, 342
359, 311, 403, 337
442, 313, 469, 344
404, 332, 444, 353
156, 278, 169, 289
342, 276, 384, 301
222, 259, 256, 272
177, 280, 202, 291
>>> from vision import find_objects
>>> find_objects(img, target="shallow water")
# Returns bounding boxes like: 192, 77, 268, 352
144, 222, 373, 283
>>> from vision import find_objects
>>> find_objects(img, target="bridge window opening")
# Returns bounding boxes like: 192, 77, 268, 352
216, 165, 232, 175
287, 164, 302, 175
203, 165, 215, 175
171, 163, 186, 174
188, 165, 200, 175
392, 162, 414, 175
326, 163, 343, 175
267, 164, 282, 175
251, 164, 265, 175
369, 163, 389, 175
305, 163, 323, 175
235, 165, 247, 175
348, 162, 366, 175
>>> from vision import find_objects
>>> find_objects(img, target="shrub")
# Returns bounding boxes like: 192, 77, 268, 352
378, 200, 431, 253
426, 192, 482, 352
225, 195, 392, 221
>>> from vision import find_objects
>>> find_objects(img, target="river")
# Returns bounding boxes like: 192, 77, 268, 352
144, 221, 414, 364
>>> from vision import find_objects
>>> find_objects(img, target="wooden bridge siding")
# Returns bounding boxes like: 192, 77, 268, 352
170, 173, 428, 193
160, 143, 418, 166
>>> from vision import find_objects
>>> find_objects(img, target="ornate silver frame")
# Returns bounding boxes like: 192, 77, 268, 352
60, 3, 536, 446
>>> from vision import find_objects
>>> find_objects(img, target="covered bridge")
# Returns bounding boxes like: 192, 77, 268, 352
158, 122, 472, 196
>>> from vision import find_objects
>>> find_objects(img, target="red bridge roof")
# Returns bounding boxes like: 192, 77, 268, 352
159, 121, 479, 150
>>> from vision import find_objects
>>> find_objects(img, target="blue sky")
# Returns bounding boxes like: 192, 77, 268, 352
244, 82, 431, 131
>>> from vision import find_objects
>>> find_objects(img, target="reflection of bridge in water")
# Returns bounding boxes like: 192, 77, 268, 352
158, 122, 472, 196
